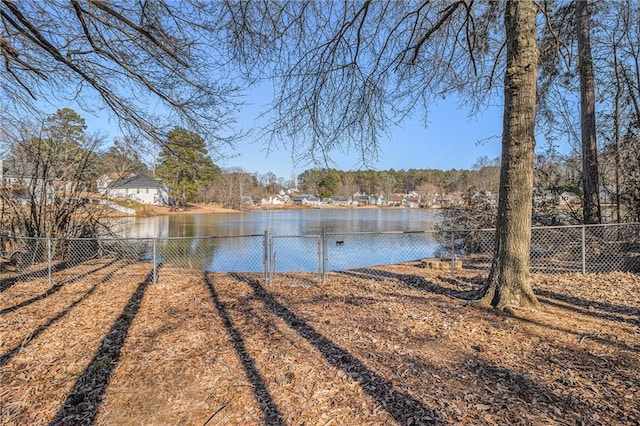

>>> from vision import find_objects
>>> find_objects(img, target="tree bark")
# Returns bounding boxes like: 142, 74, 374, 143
576, 0, 602, 224
479, 0, 539, 311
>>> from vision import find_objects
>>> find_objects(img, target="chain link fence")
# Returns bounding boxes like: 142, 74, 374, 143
1, 223, 638, 287
153, 234, 266, 280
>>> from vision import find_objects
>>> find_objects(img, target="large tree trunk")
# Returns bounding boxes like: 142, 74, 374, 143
576, 0, 602, 224
478, 0, 539, 311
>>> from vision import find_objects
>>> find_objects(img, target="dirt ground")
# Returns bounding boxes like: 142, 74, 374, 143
1, 259, 638, 425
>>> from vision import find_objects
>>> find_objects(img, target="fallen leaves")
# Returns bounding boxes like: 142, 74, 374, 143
1, 260, 638, 425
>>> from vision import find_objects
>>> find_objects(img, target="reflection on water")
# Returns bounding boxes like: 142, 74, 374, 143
121, 209, 441, 237
117, 209, 442, 271
152, 235, 264, 272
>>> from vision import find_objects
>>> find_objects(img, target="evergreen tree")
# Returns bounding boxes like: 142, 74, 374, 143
155, 127, 220, 208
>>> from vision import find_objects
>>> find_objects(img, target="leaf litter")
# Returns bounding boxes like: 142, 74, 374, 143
1, 259, 638, 425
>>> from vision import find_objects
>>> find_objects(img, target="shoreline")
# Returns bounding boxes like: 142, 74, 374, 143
134, 202, 436, 217
137, 202, 240, 216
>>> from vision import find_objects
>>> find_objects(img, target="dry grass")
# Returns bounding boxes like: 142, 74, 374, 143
1, 259, 638, 425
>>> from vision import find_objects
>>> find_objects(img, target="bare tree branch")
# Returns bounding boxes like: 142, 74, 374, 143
1, 0, 242, 154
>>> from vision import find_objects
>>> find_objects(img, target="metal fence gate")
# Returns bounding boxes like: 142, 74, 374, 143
266, 233, 323, 284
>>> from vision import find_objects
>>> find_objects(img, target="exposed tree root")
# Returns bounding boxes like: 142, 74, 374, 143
473, 279, 539, 314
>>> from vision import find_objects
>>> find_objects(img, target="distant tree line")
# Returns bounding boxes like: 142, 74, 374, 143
296, 156, 501, 200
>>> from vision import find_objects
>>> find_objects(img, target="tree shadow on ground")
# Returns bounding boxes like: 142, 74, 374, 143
49, 266, 156, 426
338, 269, 480, 301
1, 259, 119, 315
272, 272, 320, 285
202, 273, 286, 426
229, 272, 441, 424
510, 308, 638, 353
437, 274, 486, 287
535, 289, 640, 323
437, 271, 639, 326
459, 355, 588, 422
482, 324, 639, 422
463, 346, 636, 422
0, 269, 118, 367
0, 261, 68, 292
538, 296, 639, 327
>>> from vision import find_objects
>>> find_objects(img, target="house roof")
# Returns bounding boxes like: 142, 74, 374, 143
106, 175, 161, 189
99, 172, 129, 182
1, 160, 20, 178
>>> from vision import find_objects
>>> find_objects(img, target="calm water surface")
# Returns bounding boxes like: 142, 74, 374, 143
121, 208, 440, 237
118, 208, 443, 271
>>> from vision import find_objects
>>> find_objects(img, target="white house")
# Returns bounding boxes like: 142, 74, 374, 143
303, 196, 321, 206
99, 174, 168, 205
261, 195, 286, 205
97, 173, 122, 192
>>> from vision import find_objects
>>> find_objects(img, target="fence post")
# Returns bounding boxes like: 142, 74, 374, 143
581, 225, 586, 275
47, 237, 52, 286
152, 239, 157, 284
263, 231, 270, 284
321, 227, 328, 284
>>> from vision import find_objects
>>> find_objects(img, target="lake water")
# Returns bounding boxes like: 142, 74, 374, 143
117, 208, 443, 272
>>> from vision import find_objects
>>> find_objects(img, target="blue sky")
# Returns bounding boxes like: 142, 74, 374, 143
228, 86, 505, 179
80, 83, 505, 180
225, 81, 506, 178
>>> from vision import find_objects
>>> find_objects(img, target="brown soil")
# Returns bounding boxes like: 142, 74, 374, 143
1, 261, 638, 425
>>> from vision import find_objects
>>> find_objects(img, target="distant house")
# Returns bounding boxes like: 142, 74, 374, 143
388, 192, 420, 208
326, 196, 349, 206
97, 173, 123, 192
1, 160, 29, 202
1, 159, 83, 202
261, 190, 290, 206
404, 191, 421, 208
388, 194, 404, 205
0, 159, 16, 186
260, 195, 286, 205
368, 194, 385, 206
352, 192, 370, 206
98, 174, 168, 205
1, 159, 41, 189
304, 196, 321, 206
291, 194, 313, 205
